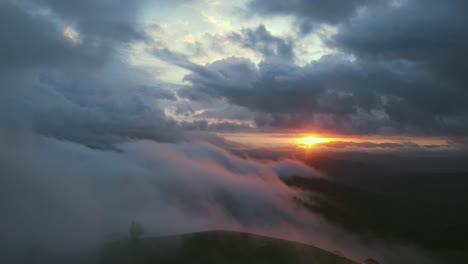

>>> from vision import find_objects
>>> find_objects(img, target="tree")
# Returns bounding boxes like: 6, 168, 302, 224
129, 221, 144, 241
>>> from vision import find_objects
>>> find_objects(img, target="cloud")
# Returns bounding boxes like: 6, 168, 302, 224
179, 53, 468, 135
0, 1, 104, 71
0, 60, 182, 148
152, 48, 199, 70
136, 85, 177, 101
181, 120, 253, 131
0, 130, 326, 260
0, 0, 146, 73
316, 141, 425, 150
0, 130, 443, 264
177, 55, 391, 133
229, 25, 295, 63
247, 0, 381, 34
33, 0, 146, 42
329, 0, 468, 89
0, 0, 183, 147
175, 0, 468, 137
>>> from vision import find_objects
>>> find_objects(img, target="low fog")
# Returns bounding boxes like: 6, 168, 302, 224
0, 129, 440, 264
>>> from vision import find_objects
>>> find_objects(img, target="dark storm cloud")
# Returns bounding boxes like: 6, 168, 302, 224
34, 0, 146, 42
0, 1, 105, 71
327, 0, 468, 134
180, 53, 468, 135
0, 0, 181, 146
177, 55, 390, 133
229, 25, 295, 63
137, 85, 177, 101
194, 106, 255, 121
0, 66, 180, 148
181, 55, 363, 114
176, 0, 468, 136
247, 0, 380, 34
0, 0, 145, 72
181, 120, 253, 131
329, 0, 468, 90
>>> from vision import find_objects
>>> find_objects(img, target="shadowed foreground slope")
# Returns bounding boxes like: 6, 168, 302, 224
101, 230, 359, 264
284, 175, 468, 263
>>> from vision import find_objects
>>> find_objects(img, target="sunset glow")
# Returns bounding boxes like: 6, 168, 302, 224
297, 136, 331, 147
218, 132, 451, 151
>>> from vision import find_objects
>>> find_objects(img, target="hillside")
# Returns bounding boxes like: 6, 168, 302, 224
100, 230, 360, 264
284, 176, 468, 263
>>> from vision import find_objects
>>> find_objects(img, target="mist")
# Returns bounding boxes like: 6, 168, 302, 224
0, 128, 443, 263
0, 129, 313, 262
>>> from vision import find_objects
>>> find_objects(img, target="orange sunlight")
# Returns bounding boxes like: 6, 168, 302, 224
218, 132, 449, 151
296, 136, 332, 148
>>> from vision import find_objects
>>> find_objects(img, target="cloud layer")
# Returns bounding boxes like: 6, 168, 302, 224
0, 130, 323, 260
176, 0, 468, 137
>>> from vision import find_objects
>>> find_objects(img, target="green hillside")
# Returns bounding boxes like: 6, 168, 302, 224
100, 230, 359, 264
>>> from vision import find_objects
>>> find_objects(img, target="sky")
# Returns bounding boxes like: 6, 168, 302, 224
2, 0, 467, 152
2, 1, 467, 263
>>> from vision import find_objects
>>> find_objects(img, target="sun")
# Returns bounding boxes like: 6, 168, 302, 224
302, 137, 326, 145
296, 136, 330, 148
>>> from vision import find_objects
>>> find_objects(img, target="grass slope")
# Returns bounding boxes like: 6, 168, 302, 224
101, 230, 359, 264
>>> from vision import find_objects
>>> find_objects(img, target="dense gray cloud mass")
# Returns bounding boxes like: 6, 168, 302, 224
177, 55, 398, 133
3, 0, 467, 138
248, 0, 373, 24
179, 0, 468, 136
0, 1, 103, 71
0, 0, 181, 146
181, 120, 253, 131
330, 0, 468, 88
136, 85, 178, 101
229, 25, 295, 63
0, 0, 145, 72
182, 55, 379, 115
0, 62, 180, 147
33, 0, 145, 42
248, 0, 380, 34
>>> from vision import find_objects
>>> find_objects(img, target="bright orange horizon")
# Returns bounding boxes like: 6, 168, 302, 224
218, 132, 451, 150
